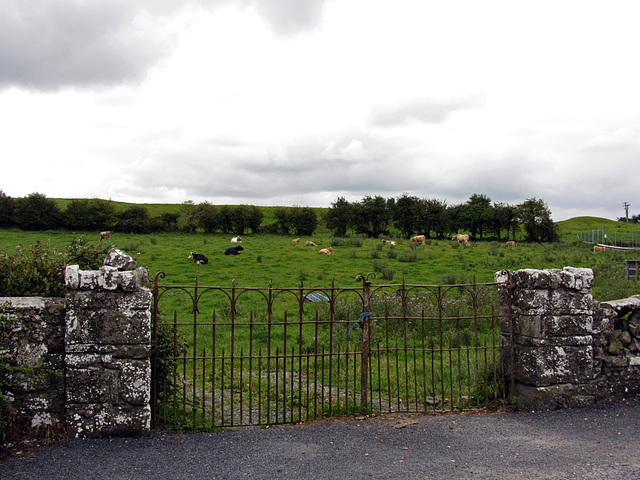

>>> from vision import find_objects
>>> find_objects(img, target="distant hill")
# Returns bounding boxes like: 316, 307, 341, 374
556, 216, 640, 242
52, 199, 328, 226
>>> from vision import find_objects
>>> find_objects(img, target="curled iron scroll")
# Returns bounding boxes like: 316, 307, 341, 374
356, 272, 376, 283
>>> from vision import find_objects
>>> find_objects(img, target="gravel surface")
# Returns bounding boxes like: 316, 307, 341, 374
2, 401, 639, 480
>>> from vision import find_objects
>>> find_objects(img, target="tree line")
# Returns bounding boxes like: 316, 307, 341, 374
326, 193, 558, 242
0, 191, 317, 236
0, 191, 558, 242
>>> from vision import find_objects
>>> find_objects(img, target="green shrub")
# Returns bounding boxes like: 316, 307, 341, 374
331, 237, 347, 247
0, 236, 110, 297
372, 259, 387, 273
0, 242, 66, 297
398, 251, 419, 263
387, 248, 398, 259
350, 235, 365, 247
381, 267, 395, 281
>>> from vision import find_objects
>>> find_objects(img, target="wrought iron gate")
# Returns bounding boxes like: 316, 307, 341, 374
151, 272, 513, 430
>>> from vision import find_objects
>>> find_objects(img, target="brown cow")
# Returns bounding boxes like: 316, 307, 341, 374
99, 231, 111, 242
410, 235, 426, 244
452, 234, 469, 243
292, 238, 300, 243
594, 245, 606, 252
504, 241, 516, 248
381, 239, 396, 245
318, 247, 333, 254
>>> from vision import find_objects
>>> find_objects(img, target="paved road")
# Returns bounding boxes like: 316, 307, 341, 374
2, 401, 639, 480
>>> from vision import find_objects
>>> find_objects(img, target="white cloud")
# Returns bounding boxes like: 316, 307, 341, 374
1, 0, 640, 222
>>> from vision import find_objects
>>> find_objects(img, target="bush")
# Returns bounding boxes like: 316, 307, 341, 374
0, 242, 66, 297
372, 259, 387, 273
0, 237, 110, 297
398, 251, 419, 263
381, 267, 395, 281
350, 235, 366, 247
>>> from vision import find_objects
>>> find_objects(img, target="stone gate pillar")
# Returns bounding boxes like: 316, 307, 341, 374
496, 267, 611, 410
64, 249, 151, 438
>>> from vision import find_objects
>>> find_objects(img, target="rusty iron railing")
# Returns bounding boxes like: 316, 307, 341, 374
151, 272, 514, 430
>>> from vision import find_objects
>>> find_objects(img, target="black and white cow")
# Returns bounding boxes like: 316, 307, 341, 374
225, 246, 244, 256
188, 252, 208, 264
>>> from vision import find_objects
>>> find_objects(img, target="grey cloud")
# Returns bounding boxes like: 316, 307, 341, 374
249, 0, 328, 36
0, 0, 329, 91
369, 96, 484, 128
0, 1, 177, 90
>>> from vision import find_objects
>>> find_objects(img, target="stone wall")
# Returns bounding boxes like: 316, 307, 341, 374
497, 266, 640, 410
0, 297, 66, 429
0, 249, 152, 439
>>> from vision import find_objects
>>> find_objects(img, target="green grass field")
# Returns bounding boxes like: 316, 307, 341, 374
1, 216, 639, 301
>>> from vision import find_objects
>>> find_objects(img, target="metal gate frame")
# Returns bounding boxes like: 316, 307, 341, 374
151, 272, 514, 430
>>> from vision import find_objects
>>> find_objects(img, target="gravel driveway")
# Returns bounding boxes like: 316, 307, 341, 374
2, 400, 639, 480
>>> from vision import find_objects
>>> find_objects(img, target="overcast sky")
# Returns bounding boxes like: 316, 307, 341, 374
1, 0, 639, 221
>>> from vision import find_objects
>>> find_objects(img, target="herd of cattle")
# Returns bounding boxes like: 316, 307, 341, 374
100, 230, 612, 268
188, 237, 245, 264
186, 234, 524, 265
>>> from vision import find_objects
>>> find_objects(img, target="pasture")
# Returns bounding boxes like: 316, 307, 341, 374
0, 224, 638, 301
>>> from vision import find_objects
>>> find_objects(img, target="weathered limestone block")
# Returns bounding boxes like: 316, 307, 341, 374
513, 343, 595, 386
119, 358, 151, 405
66, 403, 151, 439
512, 314, 594, 339
103, 248, 138, 271
65, 303, 151, 346
510, 289, 595, 316
498, 267, 594, 291
64, 265, 149, 293
66, 365, 120, 404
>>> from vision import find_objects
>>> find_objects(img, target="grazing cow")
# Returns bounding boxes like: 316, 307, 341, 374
225, 245, 244, 255
318, 247, 333, 254
504, 241, 516, 248
99, 231, 111, 242
188, 252, 209, 264
305, 241, 317, 247
410, 235, 426, 244
292, 238, 300, 243
452, 234, 470, 243
230, 236, 242, 243
594, 245, 606, 252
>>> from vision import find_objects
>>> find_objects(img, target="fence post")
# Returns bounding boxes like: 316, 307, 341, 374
357, 273, 373, 406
